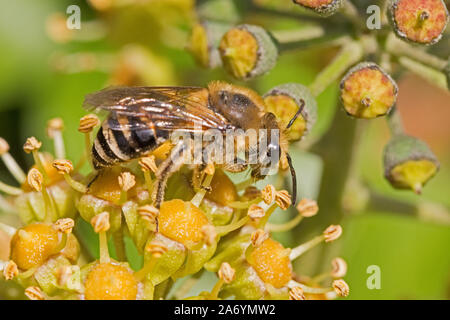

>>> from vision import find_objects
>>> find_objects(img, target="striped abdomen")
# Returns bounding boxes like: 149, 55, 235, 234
92, 113, 169, 169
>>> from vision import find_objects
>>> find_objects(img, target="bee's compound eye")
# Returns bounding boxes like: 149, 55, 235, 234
232, 93, 251, 106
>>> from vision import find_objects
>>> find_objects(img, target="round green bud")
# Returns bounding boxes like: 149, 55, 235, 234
219, 24, 278, 80
383, 134, 440, 194
389, 0, 449, 45
340, 62, 398, 119
263, 83, 317, 141
292, 0, 343, 17
188, 21, 230, 69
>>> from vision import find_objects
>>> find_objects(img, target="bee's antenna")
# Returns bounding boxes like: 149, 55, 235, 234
286, 99, 305, 130
285, 153, 297, 205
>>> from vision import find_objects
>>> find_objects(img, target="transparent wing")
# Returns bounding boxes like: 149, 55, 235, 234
83, 86, 234, 133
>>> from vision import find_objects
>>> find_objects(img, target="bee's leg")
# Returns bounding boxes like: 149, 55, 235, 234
152, 140, 193, 208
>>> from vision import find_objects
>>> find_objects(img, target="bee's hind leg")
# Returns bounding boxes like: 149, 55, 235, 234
152, 140, 193, 209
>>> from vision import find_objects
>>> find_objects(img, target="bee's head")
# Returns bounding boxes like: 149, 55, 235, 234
208, 81, 265, 129
253, 99, 305, 206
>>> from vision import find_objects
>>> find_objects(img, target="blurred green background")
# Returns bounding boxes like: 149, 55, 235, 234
0, 0, 449, 300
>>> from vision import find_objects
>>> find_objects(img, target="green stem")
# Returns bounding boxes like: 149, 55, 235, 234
309, 40, 363, 96
1, 153, 26, 184
84, 133, 93, 169
386, 34, 447, 70
271, 26, 325, 43
387, 107, 405, 136
143, 171, 153, 194
248, 1, 332, 24
266, 214, 304, 232
209, 279, 224, 299
63, 174, 87, 193
52, 131, 66, 159
113, 229, 126, 261
277, 34, 350, 53
228, 197, 261, 209
398, 56, 447, 90
32, 151, 49, 183
288, 280, 332, 294
216, 216, 249, 236
289, 235, 325, 260
0, 180, 22, 196
134, 257, 157, 282
99, 231, 110, 264
340, 0, 364, 30
258, 203, 277, 228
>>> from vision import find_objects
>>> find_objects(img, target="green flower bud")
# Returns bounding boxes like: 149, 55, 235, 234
173, 242, 217, 279
76, 195, 122, 233
188, 21, 230, 69
389, 0, 449, 45
263, 83, 318, 141
201, 200, 233, 226
122, 201, 154, 252
33, 255, 81, 296
205, 234, 251, 272
219, 262, 267, 300
340, 62, 398, 119
293, 0, 344, 17
16, 182, 77, 224
384, 134, 440, 194
143, 233, 186, 286
219, 24, 278, 80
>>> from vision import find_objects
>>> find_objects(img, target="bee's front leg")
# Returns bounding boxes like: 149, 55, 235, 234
152, 139, 193, 208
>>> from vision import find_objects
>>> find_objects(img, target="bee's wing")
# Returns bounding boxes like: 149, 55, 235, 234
83, 86, 234, 133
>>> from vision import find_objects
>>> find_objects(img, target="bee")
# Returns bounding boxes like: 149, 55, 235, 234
83, 81, 303, 208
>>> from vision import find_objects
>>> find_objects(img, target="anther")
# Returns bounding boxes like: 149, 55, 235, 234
3, 260, 18, 280
251, 229, 269, 248
25, 286, 45, 300
78, 114, 100, 133
323, 225, 342, 242
331, 257, 347, 278
139, 155, 157, 173
247, 204, 265, 220
118, 172, 136, 192
23, 137, 42, 153
138, 205, 159, 224
91, 212, 110, 233
52, 159, 73, 175
53, 218, 75, 234
218, 262, 235, 284
275, 190, 291, 210
332, 279, 349, 297
261, 184, 276, 205
296, 199, 319, 217
27, 168, 43, 192
145, 241, 168, 258
289, 286, 306, 300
